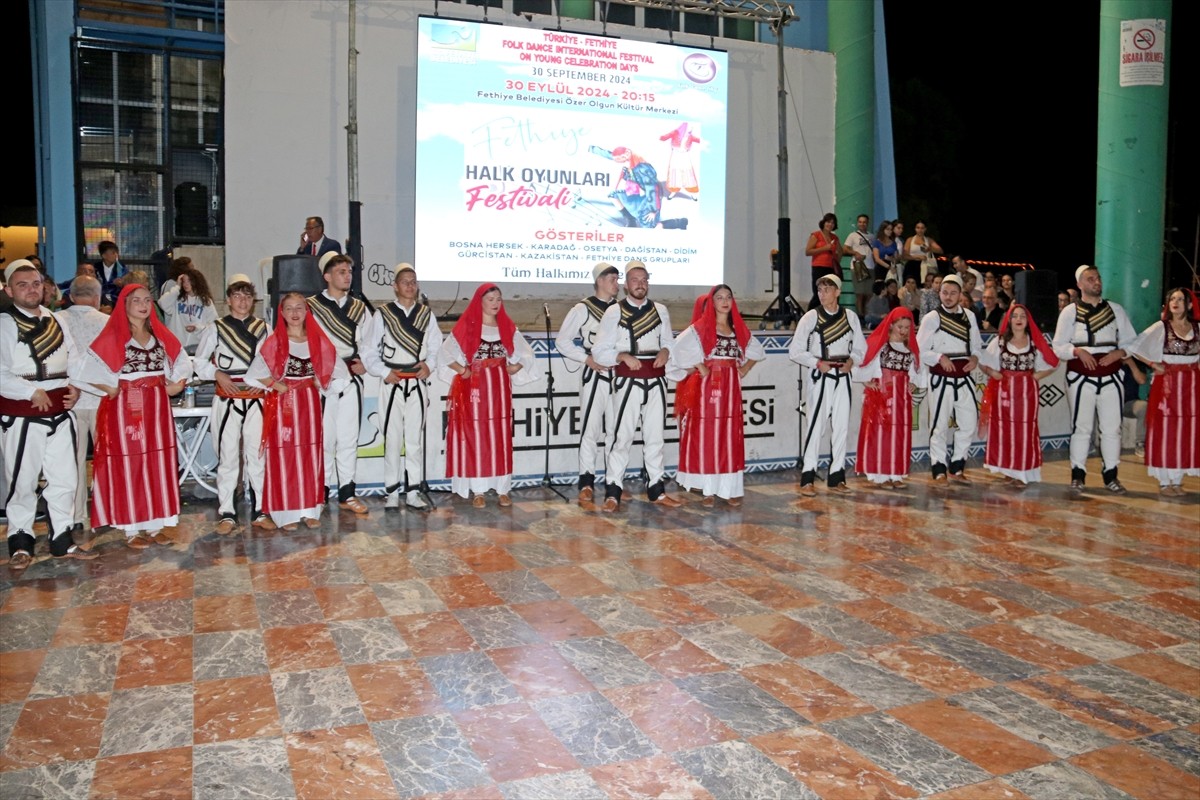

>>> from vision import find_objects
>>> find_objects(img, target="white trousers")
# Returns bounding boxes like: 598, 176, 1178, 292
211, 395, 265, 515
801, 369, 853, 476
71, 407, 98, 527
379, 378, 427, 493
1066, 371, 1123, 473
606, 376, 666, 487
577, 369, 613, 477
927, 373, 978, 471
322, 375, 363, 491
2, 411, 77, 536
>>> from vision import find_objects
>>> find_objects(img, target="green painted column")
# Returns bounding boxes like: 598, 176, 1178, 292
559, 1, 593, 21
829, 0, 875, 309
1096, 2, 1171, 332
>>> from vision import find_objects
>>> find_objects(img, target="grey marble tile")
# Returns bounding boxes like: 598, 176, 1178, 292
1064, 663, 1200, 726
371, 579, 448, 616
303, 555, 365, 586
554, 637, 661, 689
1005, 762, 1134, 800
193, 629, 269, 681
1098, 600, 1200, 641
0, 702, 20, 753
952, 686, 1116, 758
193, 736, 297, 799
70, 573, 137, 606
0, 760, 96, 800
433, 523, 494, 548
533, 691, 657, 766
675, 550, 765, 580
971, 578, 1081, 613
28, 643, 120, 699
271, 666, 365, 733
1163, 641, 1200, 669
371, 714, 491, 797
581, 561, 663, 592
887, 591, 989, 630
99, 684, 193, 757
1017, 677, 1161, 739
785, 605, 896, 648
798, 651, 935, 709
481, 569, 560, 603
455, 606, 541, 650
676, 621, 788, 668
674, 672, 809, 736
0, 607, 66, 652
865, 558, 948, 589
499, 769, 608, 800
822, 711, 990, 796
761, 541, 845, 570
329, 617, 412, 664
421, 651, 520, 711
1135, 729, 1200, 776
1123, 554, 1200, 580
944, 549, 1036, 577
775, 571, 868, 603
916, 631, 1043, 682
504, 542, 575, 569
407, 549, 473, 577
1049, 568, 1146, 597
571, 595, 661, 634
675, 739, 818, 800
193, 564, 253, 596
682, 582, 772, 616
254, 589, 324, 629
1013, 615, 1142, 660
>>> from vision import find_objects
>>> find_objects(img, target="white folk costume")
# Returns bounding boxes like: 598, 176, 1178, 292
667, 289, 763, 500
193, 313, 269, 519
244, 306, 344, 526
554, 293, 616, 492
361, 297, 443, 503
77, 285, 192, 538
1052, 283, 1137, 488
852, 307, 924, 484
789, 302, 867, 488
917, 300, 984, 478
593, 294, 675, 504
978, 304, 1059, 484
1130, 308, 1200, 488
1, 294, 80, 559
438, 284, 536, 499
54, 303, 109, 528
307, 290, 372, 502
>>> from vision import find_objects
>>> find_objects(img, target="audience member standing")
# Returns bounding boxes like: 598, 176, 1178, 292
804, 213, 841, 310
94, 240, 128, 309
298, 216, 342, 257
158, 267, 218, 352
903, 220, 943, 285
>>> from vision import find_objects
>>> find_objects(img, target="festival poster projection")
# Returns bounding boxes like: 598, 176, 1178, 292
415, 17, 728, 286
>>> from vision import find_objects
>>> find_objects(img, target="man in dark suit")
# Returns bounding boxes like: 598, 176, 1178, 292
297, 216, 342, 258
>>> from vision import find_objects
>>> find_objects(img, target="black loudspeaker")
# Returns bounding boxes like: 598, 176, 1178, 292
269, 254, 323, 314
174, 182, 208, 238
1014, 270, 1059, 335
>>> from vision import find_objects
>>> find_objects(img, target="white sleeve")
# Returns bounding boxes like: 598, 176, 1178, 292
553, 304, 590, 364
591, 305, 623, 367
1115, 306, 1138, 352
243, 346, 273, 390
1129, 321, 1166, 363
199, 301, 218, 329
851, 351, 881, 383
192, 325, 219, 381
658, 305, 675, 350
745, 335, 766, 363
76, 347, 121, 390
848, 312, 867, 364
168, 350, 193, 383
787, 311, 819, 368
358, 313, 388, 378
509, 328, 539, 387
1052, 306, 1078, 360
968, 313, 984, 358
0, 317, 37, 401
438, 334, 466, 384
979, 336, 1002, 371
665, 326, 704, 380
916, 311, 945, 366
424, 313, 444, 374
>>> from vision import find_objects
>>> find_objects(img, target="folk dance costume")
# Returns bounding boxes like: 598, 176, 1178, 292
593, 296, 676, 504
1052, 289, 1137, 489
77, 286, 192, 539
789, 302, 867, 490
554, 294, 616, 494
193, 314, 269, 521
307, 290, 372, 503
668, 290, 763, 500
361, 299, 443, 507
658, 123, 700, 195
978, 305, 1059, 484
1130, 311, 1200, 490
917, 301, 983, 479
244, 307, 343, 527
852, 307, 924, 485
54, 302, 109, 529
438, 284, 537, 500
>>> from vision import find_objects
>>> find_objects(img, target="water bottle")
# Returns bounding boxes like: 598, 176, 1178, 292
182, 384, 195, 409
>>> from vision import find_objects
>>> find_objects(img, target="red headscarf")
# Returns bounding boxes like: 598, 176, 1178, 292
999, 303, 1058, 367
89, 284, 183, 372
694, 285, 751, 355
1162, 288, 1200, 323
451, 283, 516, 358
861, 307, 919, 368
690, 294, 708, 326
259, 298, 336, 389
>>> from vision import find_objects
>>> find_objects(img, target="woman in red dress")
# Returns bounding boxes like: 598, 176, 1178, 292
853, 306, 923, 488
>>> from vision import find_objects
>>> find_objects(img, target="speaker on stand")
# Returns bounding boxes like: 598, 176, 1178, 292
1014, 269, 1059, 335
269, 254, 324, 315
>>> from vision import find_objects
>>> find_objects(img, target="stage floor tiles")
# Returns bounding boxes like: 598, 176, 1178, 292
1, 457, 1198, 799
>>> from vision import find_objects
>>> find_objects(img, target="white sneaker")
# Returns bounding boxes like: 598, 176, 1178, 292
385, 493, 400, 510
406, 490, 429, 510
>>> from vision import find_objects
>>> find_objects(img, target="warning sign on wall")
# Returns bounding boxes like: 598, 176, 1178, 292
1120, 18, 1167, 87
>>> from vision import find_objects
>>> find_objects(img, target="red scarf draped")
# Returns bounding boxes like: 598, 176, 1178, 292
259, 301, 337, 389
451, 283, 516, 358
89, 284, 182, 372
694, 286, 752, 355
998, 303, 1058, 367
862, 307, 919, 368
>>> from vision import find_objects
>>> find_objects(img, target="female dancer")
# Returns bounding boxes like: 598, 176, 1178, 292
440, 284, 536, 507
668, 285, 764, 506
853, 307, 923, 488
244, 292, 342, 530
978, 304, 1059, 486
78, 284, 191, 548
158, 267, 217, 352
1131, 288, 1200, 496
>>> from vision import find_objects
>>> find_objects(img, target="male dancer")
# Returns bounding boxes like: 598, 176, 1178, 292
308, 254, 372, 514
193, 274, 269, 532
1052, 264, 1137, 493
361, 264, 442, 510
554, 262, 619, 506
917, 273, 983, 483
593, 261, 682, 510
789, 274, 866, 496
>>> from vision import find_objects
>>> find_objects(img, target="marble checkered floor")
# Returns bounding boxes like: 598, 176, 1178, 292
1, 455, 1198, 799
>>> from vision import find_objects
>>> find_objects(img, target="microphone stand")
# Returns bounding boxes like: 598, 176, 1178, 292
524, 304, 569, 502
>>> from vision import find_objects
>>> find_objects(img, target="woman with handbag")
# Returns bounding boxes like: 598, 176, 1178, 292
902, 220, 943, 285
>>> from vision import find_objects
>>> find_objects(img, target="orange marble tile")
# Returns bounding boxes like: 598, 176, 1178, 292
193, 593, 259, 633
263, 623, 341, 672
531, 565, 612, 597
420, 787, 505, 800
626, 555, 714, 586
1043, 534, 1140, 560
488, 644, 594, 700
819, 565, 911, 597
751, 726, 918, 799
1015, 574, 1120, 606
544, 538, 614, 564
925, 779, 1032, 799
975, 542, 1069, 570
193, 674, 282, 743
390, 612, 478, 657
719, 523, 792, 547
512, 600, 605, 641
114, 636, 194, 689
722, 576, 821, 610
966, 623, 1096, 671
928, 586, 1038, 620
313, 585, 388, 621
1154, 548, 1200, 568
286, 724, 400, 800
1054, 606, 1182, 649
1143, 590, 1200, 620
615, 629, 728, 680
354, 554, 419, 583
808, 539, 887, 565
452, 544, 523, 573
1071, 743, 1200, 799
346, 660, 445, 721
838, 598, 947, 639
1103, 562, 1195, 591
865, 644, 994, 695
89, 746, 193, 799
905, 555, 1000, 584
890, 699, 1056, 774
624, 588, 721, 626
605, 682, 737, 753
740, 662, 875, 722
1109, 652, 1200, 697
0, 579, 74, 612
730, 614, 843, 659
1010, 674, 1174, 740
132, 569, 195, 602
250, 560, 312, 592
0, 693, 108, 770
589, 754, 715, 799
0, 648, 45, 704
425, 574, 505, 609
453, 702, 579, 782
